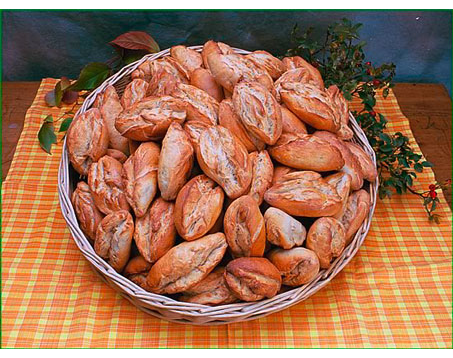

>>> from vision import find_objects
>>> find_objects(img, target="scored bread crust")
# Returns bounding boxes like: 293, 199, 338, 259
170, 45, 203, 73
338, 189, 371, 244
264, 207, 306, 249
190, 68, 224, 102
346, 142, 378, 182
246, 150, 274, 205
326, 85, 354, 140
325, 172, 352, 221
121, 78, 149, 109
201, 40, 234, 70
245, 50, 286, 80
280, 106, 308, 134
282, 56, 325, 90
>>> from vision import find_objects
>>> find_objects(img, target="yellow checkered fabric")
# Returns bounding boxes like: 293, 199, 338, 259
2, 79, 452, 348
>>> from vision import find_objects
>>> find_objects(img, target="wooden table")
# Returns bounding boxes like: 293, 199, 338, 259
2, 82, 452, 208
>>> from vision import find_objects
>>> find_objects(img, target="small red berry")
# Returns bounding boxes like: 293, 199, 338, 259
445, 179, 451, 185
366, 61, 371, 66
369, 111, 376, 117
366, 69, 371, 75
373, 79, 381, 87
429, 184, 436, 191
430, 190, 437, 199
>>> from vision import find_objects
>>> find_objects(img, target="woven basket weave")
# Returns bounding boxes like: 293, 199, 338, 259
58, 45, 378, 325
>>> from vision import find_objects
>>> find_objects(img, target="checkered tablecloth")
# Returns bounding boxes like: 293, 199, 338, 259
2, 78, 451, 348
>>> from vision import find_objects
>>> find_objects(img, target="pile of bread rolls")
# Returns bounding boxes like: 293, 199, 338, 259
68, 40, 376, 305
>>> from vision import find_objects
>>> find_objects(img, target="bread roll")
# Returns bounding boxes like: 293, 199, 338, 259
338, 189, 371, 244
224, 257, 282, 301
245, 50, 286, 80
264, 171, 342, 217
280, 106, 308, 135
272, 165, 296, 186
131, 59, 153, 81
149, 57, 190, 83
67, 108, 109, 175
100, 86, 129, 154
122, 142, 160, 217
233, 82, 282, 145
224, 195, 266, 258
306, 217, 346, 269
170, 45, 203, 73
268, 247, 319, 286
264, 207, 306, 249
197, 126, 252, 199
123, 255, 152, 290
146, 233, 227, 294
313, 131, 364, 190
175, 175, 224, 241
134, 197, 176, 263
247, 150, 274, 205
115, 96, 187, 141
218, 99, 265, 152
274, 68, 323, 102
121, 78, 149, 109
207, 53, 274, 94
190, 68, 224, 102
180, 267, 237, 305
201, 40, 234, 70
147, 67, 179, 97
282, 56, 324, 89
183, 121, 212, 148
345, 142, 378, 182
326, 85, 353, 140
88, 155, 130, 215
158, 122, 194, 200
172, 83, 219, 125
325, 172, 352, 220
95, 210, 134, 272
280, 82, 340, 132
71, 181, 104, 241
106, 149, 127, 164
268, 133, 344, 171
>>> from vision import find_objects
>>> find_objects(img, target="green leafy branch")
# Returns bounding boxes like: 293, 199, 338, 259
286, 18, 451, 221
39, 31, 160, 154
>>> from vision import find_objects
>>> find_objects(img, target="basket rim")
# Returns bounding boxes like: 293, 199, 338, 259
58, 45, 379, 324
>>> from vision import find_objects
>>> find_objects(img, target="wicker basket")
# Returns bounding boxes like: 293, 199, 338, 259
58, 45, 378, 325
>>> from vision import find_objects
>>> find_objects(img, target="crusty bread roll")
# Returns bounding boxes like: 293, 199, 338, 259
100, 86, 129, 154
122, 142, 160, 217
264, 207, 306, 249
121, 78, 149, 109
134, 197, 176, 263
338, 189, 371, 244
115, 96, 187, 141
95, 210, 134, 272
146, 233, 228, 294
201, 40, 234, 70
72, 181, 104, 242
197, 126, 252, 199
247, 150, 274, 205
306, 217, 346, 269
345, 142, 378, 182
326, 85, 353, 140
190, 68, 224, 102
282, 56, 324, 90
147, 67, 179, 97
123, 255, 152, 290
245, 50, 286, 80
264, 171, 342, 217
183, 121, 212, 148
280, 82, 340, 132
149, 57, 190, 83
218, 99, 265, 152
180, 267, 238, 305
158, 122, 194, 200
175, 175, 224, 241
326, 172, 352, 220
207, 53, 274, 94
224, 257, 282, 301
233, 82, 282, 145
67, 108, 109, 175
280, 106, 308, 135
268, 247, 319, 286
268, 133, 344, 171
274, 68, 324, 102
88, 155, 130, 215
224, 195, 266, 258
170, 45, 203, 73
313, 131, 364, 190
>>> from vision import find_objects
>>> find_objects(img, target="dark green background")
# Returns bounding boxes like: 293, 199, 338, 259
3, 10, 452, 93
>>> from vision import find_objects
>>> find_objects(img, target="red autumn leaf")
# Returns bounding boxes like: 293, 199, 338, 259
109, 31, 160, 54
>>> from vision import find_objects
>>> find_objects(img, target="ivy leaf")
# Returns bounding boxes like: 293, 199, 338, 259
54, 81, 63, 107
59, 118, 73, 132
414, 163, 424, 173
109, 31, 160, 53
422, 161, 434, 167
68, 63, 111, 91
38, 120, 57, 154
380, 144, 393, 153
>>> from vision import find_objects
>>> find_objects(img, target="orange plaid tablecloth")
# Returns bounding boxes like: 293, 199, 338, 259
2, 78, 452, 348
